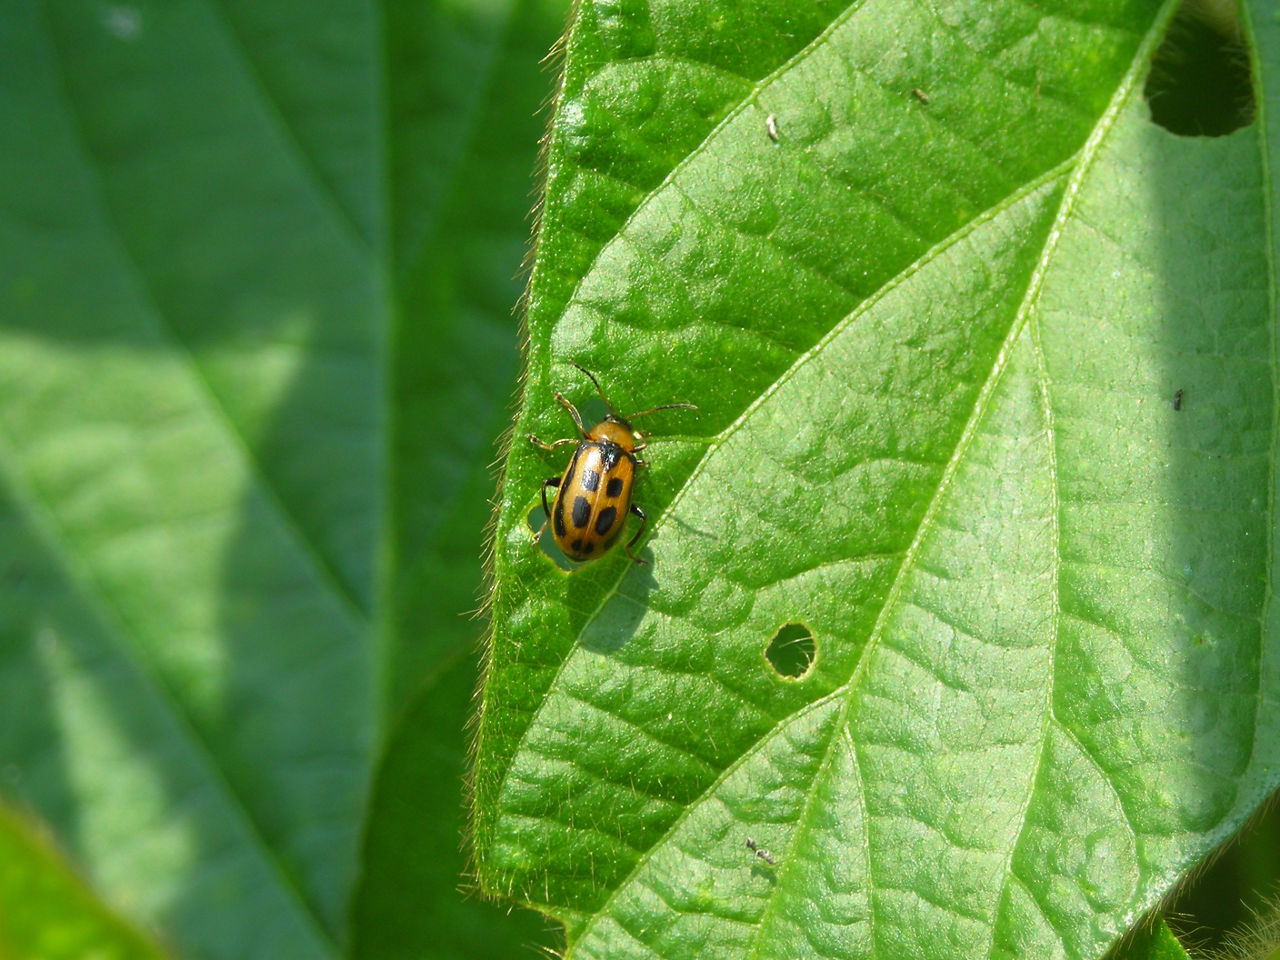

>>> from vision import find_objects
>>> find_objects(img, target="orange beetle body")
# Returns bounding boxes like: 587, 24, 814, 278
546, 421, 638, 562
530, 365, 695, 564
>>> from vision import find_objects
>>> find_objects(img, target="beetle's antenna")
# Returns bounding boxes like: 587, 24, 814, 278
569, 362, 623, 419
626, 403, 698, 420
570, 362, 696, 421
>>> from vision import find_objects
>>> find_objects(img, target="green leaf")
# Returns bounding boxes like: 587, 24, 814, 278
476, 1, 1280, 958
0, 799, 171, 960
352, 1, 571, 957
1115, 922, 1194, 960
351, 651, 560, 960
0, 0, 565, 957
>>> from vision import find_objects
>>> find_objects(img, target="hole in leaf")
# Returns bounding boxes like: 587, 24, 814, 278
1144, 0, 1253, 137
765, 622, 816, 679
526, 504, 575, 571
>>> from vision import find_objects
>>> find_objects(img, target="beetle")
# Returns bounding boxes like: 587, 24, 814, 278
529, 363, 695, 563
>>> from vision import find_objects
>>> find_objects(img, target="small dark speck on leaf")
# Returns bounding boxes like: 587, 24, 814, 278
911, 88, 930, 103
745, 837, 776, 866
1174, 388, 1184, 411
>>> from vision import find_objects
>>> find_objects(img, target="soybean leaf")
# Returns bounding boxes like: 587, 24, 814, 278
476, 3, 1280, 960
0, 800, 170, 960
1116, 923, 1194, 960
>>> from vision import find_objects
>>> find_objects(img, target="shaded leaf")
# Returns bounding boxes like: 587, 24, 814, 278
0, 0, 566, 957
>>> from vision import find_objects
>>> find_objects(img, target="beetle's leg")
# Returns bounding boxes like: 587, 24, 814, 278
532, 477, 560, 542
541, 477, 560, 518
555, 392, 590, 439
624, 504, 649, 564
528, 434, 578, 452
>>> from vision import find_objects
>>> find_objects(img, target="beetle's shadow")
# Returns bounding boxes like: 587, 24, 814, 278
750, 862, 779, 885
666, 512, 719, 543
524, 497, 664, 656
526, 504, 576, 571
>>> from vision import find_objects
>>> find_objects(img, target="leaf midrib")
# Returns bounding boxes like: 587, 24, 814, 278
205, 0, 377, 254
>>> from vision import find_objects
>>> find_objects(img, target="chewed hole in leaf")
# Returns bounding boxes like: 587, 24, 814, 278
1143, 0, 1253, 137
526, 504, 575, 572
765, 622, 816, 680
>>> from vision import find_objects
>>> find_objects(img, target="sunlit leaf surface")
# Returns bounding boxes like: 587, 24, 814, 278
476, 2, 1280, 958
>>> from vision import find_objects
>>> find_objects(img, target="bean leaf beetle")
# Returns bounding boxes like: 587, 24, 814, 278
529, 363, 696, 564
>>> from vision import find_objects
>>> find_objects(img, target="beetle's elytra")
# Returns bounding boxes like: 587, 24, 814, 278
529, 364, 695, 564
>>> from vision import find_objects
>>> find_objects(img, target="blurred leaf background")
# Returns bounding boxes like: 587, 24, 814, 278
0, 0, 567, 956
0, 1, 1278, 959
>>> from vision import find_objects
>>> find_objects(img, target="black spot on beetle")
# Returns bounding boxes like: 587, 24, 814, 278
595, 506, 617, 535
606, 476, 624, 498
580, 468, 600, 492
582, 541, 594, 555
597, 440, 622, 471
570, 538, 584, 554
572, 496, 591, 529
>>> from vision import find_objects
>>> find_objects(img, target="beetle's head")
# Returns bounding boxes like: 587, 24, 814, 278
588, 417, 637, 450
